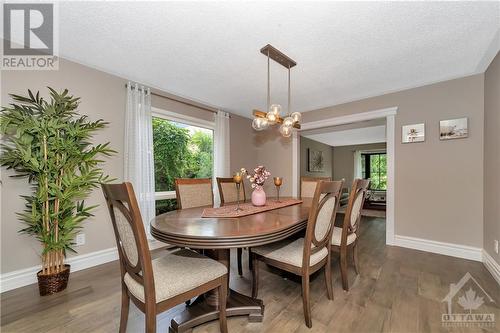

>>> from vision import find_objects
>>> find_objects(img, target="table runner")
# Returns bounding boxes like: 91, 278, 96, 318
202, 199, 303, 218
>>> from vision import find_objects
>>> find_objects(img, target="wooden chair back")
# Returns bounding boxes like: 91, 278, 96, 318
300, 176, 332, 198
174, 178, 213, 209
341, 178, 370, 239
101, 182, 156, 303
216, 177, 246, 206
302, 180, 344, 269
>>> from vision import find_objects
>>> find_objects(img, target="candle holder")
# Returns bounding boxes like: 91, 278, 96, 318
233, 172, 243, 211
274, 177, 283, 202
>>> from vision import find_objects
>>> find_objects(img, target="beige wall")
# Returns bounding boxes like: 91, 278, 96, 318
332, 142, 387, 188
0, 58, 253, 274
256, 74, 484, 247
230, 114, 258, 197
252, 129, 294, 196
300, 137, 333, 179
484, 52, 500, 265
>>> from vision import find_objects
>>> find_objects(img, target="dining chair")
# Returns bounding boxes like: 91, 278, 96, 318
102, 182, 228, 333
216, 177, 248, 276
250, 180, 344, 328
331, 178, 370, 291
175, 178, 213, 209
300, 176, 331, 198
216, 177, 246, 206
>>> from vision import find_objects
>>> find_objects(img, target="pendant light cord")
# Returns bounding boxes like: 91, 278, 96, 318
267, 50, 271, 110
288, 66, 291, 116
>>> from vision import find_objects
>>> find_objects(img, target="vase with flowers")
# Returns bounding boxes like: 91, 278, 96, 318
241, 166, 271, 206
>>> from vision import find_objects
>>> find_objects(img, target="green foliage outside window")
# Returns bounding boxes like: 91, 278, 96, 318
361, 153, 387, 190
152, 117, 213, 215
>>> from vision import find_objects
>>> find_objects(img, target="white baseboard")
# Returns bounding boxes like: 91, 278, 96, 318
0, 247, 118, 293
483, 250, 500, 286
393, 235, 483, 262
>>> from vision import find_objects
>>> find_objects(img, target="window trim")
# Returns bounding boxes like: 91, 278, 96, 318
152, 107, 215, 130
152, 107, 215, 202
155, 191, 176, 200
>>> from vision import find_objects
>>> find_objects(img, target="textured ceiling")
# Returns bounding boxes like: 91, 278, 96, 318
58, 2, 500, 118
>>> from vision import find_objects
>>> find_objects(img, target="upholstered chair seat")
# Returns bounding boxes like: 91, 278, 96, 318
331, 227, 357, 246
252, 238, 328, 268
124, 249, 227, 303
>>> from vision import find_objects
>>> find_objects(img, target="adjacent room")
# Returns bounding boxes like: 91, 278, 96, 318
1, 2, 499, 333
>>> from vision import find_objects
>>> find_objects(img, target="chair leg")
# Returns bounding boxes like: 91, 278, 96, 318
119, 287, 130, 333
340, 247, 349, 291
324, 256, 334, 301
218, 276, 228, 333
248, 248, 253, 271
144, 304, 156, 333
237, 248, 243, 276
251, 253, 259, 299
353, 243, 360, 275
301, 275, 312, 328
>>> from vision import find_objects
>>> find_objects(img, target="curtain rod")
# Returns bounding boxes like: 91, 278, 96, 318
125, 83, 218, 114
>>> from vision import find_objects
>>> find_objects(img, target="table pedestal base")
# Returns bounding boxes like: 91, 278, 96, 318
169, 290, 263, 333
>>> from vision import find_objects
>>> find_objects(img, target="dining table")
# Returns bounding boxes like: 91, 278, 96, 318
150, 197, 313, 333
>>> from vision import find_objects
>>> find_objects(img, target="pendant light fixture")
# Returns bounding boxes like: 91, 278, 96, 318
252, 44, 301, 136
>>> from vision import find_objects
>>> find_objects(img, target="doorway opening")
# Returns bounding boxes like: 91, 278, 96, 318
292, 107, 397, 245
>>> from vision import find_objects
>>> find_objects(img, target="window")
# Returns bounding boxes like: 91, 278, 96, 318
361, 152, 387, 190
152, 109, 214, 215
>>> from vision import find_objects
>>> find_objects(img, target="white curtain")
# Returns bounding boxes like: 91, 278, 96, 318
353, 150, 362, 180
213, 111, 231, 207
124, 82, 155, 238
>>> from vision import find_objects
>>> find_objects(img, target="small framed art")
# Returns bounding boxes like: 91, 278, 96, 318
402, 123, 425, 143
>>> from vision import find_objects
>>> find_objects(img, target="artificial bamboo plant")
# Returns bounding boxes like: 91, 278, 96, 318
0, 88, 115, 276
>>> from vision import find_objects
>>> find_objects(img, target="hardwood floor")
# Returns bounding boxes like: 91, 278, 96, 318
2, 217, 499, 333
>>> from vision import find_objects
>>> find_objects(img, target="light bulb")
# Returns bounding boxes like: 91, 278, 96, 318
283, 116, 294, 127
269, 104, 282, 116
290, 112, 302, 123
279, 124, 292, 137
266, 111, 277, 124
252, 117, 269, 131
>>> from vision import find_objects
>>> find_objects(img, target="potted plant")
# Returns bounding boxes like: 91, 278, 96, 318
0, 88, 115, 295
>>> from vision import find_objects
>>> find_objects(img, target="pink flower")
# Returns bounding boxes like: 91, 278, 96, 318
246, 165, 271, 187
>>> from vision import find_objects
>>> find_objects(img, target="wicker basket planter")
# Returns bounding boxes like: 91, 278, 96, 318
37, 265, 71, 296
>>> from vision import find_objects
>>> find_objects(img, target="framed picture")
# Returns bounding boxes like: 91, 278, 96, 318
402, 123, 425, 143
308, 149, 324, 172
440, 117, 468, 140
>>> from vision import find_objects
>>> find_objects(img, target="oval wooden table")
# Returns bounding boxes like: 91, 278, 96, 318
151, 197, 312, 333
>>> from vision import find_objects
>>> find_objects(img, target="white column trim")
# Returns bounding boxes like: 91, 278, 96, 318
300, 107, 397, 131
385, 114, 396, 245
483, 250, 500, 286
292, 131, 299, 197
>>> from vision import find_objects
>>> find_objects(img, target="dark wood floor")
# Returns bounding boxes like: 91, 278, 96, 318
2, 217, 499, 333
